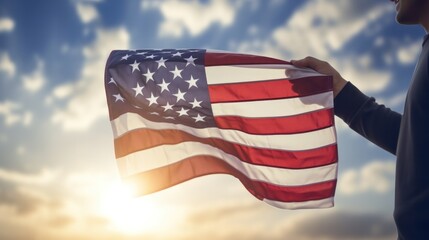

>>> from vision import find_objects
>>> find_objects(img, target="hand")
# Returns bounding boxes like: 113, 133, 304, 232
291, 56, 347, 97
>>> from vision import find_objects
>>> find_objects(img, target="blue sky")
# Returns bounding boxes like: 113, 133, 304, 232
0, 0, 426, 239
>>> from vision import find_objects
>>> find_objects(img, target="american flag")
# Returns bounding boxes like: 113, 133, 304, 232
105, 49, 338, 209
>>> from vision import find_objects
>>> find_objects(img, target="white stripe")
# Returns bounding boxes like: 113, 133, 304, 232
205, 64, 325, 85
111, 113, 337, 151
212, 91, 333, 117
117, 141, 338, 186
263, 197, 334, 209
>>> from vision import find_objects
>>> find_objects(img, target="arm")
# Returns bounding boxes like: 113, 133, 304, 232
291, 57, 401, 155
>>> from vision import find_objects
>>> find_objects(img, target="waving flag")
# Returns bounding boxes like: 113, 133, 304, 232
105, 49, 338, 209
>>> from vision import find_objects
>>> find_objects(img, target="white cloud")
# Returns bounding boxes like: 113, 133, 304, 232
234, 0, 393, 94
152, 0, 235, 38
0, 17, 14, 32
338, 160, 396, 195
0, 101, 33, 127
22, 59, 46, 93
396, 40, 421, 65
0, 167, 57, 186
51, 27, 129, 131
0, 52, 16, 78
271, 0, 392, 58
16, 145, 26, 156
75, 2, 99, 24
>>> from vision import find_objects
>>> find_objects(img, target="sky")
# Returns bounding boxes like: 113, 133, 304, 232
0, 0, 426, 239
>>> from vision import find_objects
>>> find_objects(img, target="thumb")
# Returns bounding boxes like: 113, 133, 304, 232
291, 57, 324, 71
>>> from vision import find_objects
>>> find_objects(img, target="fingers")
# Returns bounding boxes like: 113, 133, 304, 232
291, 56, 324, 70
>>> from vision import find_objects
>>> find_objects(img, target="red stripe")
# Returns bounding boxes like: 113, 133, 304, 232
114, 128, 338, 169
214, 109, 334, 134
208, 76, 333, 103
205, 52, 289, 66
123, 155, 336, 203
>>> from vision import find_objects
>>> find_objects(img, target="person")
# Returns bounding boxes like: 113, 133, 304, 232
290, 0, 429, 239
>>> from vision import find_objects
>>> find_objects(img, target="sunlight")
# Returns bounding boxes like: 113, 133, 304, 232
99, 180, 164, 235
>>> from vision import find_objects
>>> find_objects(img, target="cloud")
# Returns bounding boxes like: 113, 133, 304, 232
0, 17, 14, 32
187, 201, 262, 225
396, 39, 421, 65
234, 0, 393, 94
0, 167, 58, 215
0, 167, 57, 186
22, 58, 46, 93
281, 210, 396, 240
338, 160, 396, 195
271, 0, 392, 58
0, 52, 16, 78
51, 27, 130, 131
146, 0, 235, 38
75, 2, 99, 24
0, 100, 33, 127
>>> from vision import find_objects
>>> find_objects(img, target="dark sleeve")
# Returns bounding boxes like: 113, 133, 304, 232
334, 82, 402, 155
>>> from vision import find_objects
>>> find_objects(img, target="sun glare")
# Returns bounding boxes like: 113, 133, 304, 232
99, 181, 164, 234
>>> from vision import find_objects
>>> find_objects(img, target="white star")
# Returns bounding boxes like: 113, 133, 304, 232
156, 57, 167, 69
172, 51, 183, 57
146, 54, 156, 59
150, 112, 160, 115
170, 66, 183, 79
161, 102, 174, 112
189, 98, 202, 108
108, 77, 117, 85
184, 55, 197, 66
113, 93, 124, 102
185, 75, 199, 89
132, 83, 144, 97
143, 69, 155, 82
173, 89, 186, 102
157, 79, 170, 93
129, 60, 140, 73
146, 93, 159, 106
176, 107, 189, 116
121, 54, 130, 61
192, 114, 206, 122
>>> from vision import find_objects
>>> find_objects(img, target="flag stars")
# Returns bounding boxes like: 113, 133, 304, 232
189, 98, 202, 108
185, 75, 199, 89
176, 107, 189, 116
173, 89, 187, 102
146, 93, 159, 106
121, 54, 131, 61
143, 69, 155, 82
132, 83, 144, 97
113, 93, 124, 102
146, 54, 156, 59
108, 77, 117, 85
185, 55, 197, 66
156, 57, 167, 69
161, 102, 174, 112
172, 51, 183, 57
157, 79, 170, 93
129, 60, 140, 73
170, 66, 183, 79
192, 114, 206, 122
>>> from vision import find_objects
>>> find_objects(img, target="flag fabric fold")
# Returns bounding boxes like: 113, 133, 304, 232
105, 49, 338, 209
